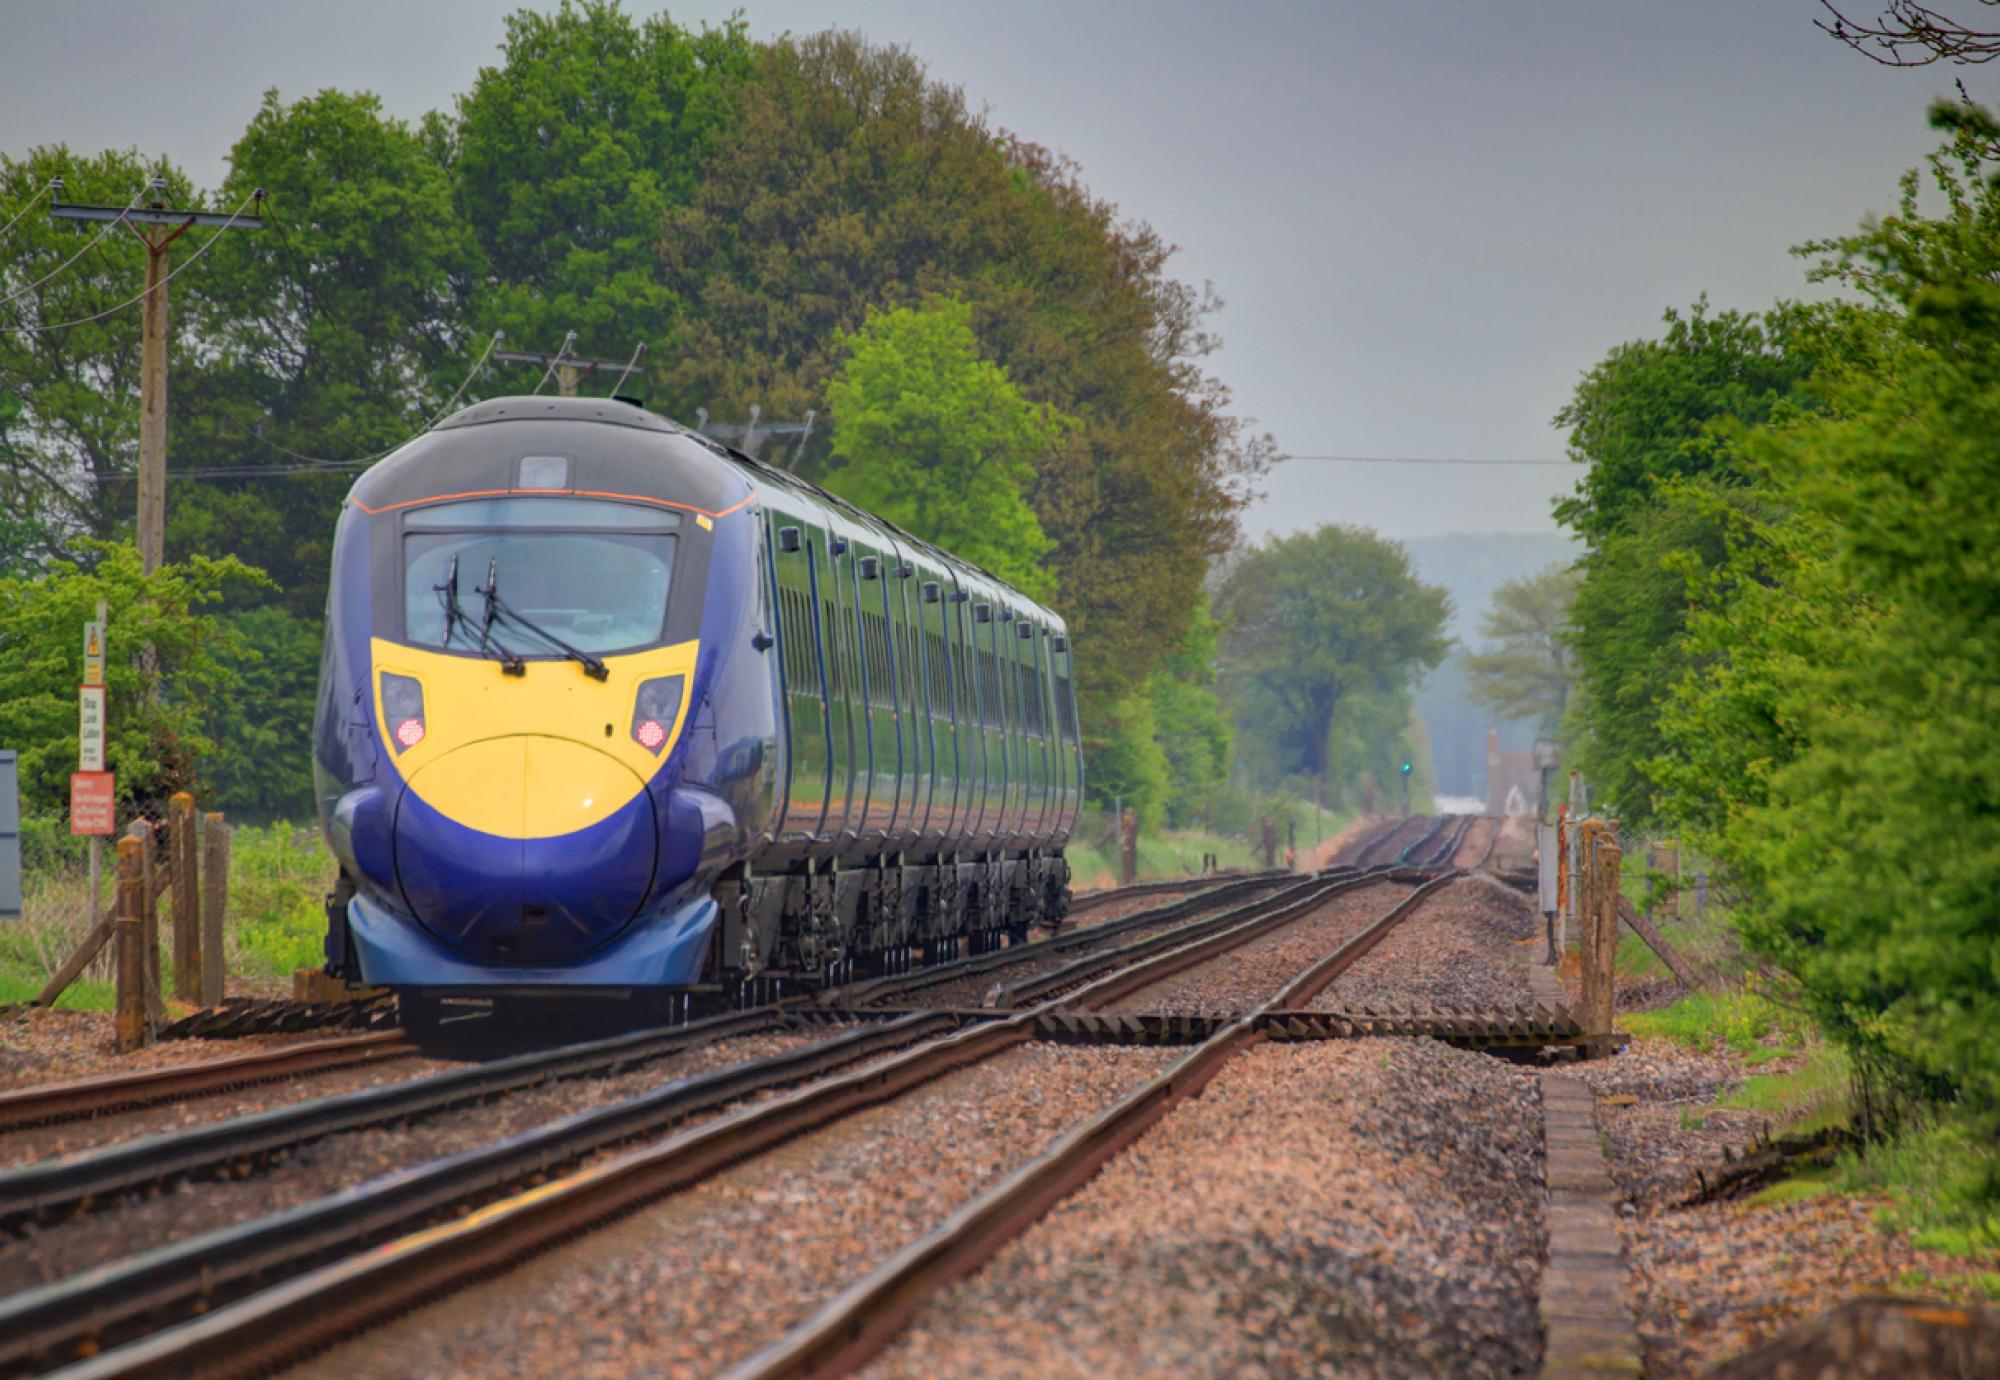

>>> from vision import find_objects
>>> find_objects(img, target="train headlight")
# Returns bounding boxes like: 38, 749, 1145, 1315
381, 672, 426, 753
631, 675, 684, 756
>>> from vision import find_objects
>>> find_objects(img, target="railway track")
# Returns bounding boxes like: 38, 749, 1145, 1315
0, 1031, 416, 1135
722, 871, 1463, 1379
2, 866, 1455, 1377
1064, 868, 1284, 917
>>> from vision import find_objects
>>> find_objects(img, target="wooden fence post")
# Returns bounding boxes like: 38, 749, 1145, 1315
128, 819, 166, 1023
1576, 819, 1602, 1031
114, 835, 147, 1053
200, 812, 228, 1006
170, 792, 199, 1002
1594, 838, 1623, 1046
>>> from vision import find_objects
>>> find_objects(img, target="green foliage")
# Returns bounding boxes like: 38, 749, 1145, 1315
824, 299, 1068, 599
1214, 525, 1450, 798
653, 28, 1266, 729
1084, 691, 1170, 830
228, 822, 337, 979
178, 87, 482, 615
1554, 301, 1815, 825
1624, 987, 1811, 1055
451, 0, 751, 366
1463, 562, 1578, 732
0, 147, 194, 558
203, 607, 322, 822
1838, 1116, 2000, 1255
1143, 599, 1233, 828
1553, 299, 1813, 543
0, 542, 267, 817
1652, 110, 2000, 1169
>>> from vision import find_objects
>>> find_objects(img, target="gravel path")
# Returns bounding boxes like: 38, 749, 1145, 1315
292, 1043, 1180, 1380
1307, 875, 1538, 1013
0, 1028, 831, 1294
0, 1009, 374, 1091
869, 1038, 1546, 1380
0, 1050, 461, 1169
1103, 881, 1412, 1015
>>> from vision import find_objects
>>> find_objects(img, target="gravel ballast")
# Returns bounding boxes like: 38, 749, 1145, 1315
870, 1038, 1547, 1379
0, 1028, 830, 1294
293, 1042, 1180, 1379
0, 1050, 462, 1169
1103, 881, 1412, 1015
1307, 875, 1539, 1013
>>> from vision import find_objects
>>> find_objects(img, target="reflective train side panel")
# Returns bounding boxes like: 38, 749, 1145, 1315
313, 396, 1080, 1005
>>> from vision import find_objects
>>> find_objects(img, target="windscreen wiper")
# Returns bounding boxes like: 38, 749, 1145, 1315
480, 559, 608, 680
466, 557, 527, 676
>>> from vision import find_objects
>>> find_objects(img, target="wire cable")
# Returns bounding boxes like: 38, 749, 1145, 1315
3, 190, 259, 335
230, 326, 505, 471
0, 180, 149, 309
531, 330, 577, 395
605, 340, 646, 397
1281, 453, 1573, 466
0, 178, 54, 246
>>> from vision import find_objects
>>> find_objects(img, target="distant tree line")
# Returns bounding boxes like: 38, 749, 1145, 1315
0, 2, 1269, 827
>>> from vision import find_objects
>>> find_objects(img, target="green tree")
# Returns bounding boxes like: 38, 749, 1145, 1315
1462, 563, 1578, 732
1554, 301, 1815, 823
203, 606, 323, 822
654, 29, 1265, 727
176, 88, 480, 614
1214, 526, 1450, 806
1144, 598, 1233, 827
1657, 108, 2000, 1166
824, 299, 1068, 599
0, 147, 194, 560
449, 0, 751, 373
0, 542, 267, 817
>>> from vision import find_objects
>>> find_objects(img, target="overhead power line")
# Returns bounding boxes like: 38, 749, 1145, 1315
4, 190, 262, 338
1281, 454, 1574, 467
0, 178, 55, 245
0, 179, 149, 309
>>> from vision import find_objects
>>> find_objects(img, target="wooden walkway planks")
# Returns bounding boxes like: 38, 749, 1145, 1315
1539, 1073, 1645, 1377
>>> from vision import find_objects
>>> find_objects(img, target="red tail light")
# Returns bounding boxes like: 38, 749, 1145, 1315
381, 673, 425, 755
631, 676, 684, 755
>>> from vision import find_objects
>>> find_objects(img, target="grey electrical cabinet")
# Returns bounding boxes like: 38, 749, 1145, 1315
0, 750, 20, 919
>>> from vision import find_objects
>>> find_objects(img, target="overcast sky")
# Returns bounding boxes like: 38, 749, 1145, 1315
0, 0, 1965, 539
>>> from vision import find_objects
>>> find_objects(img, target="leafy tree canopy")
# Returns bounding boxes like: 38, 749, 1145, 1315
1553, 299, 1813, 544
0, 542, 267, 817
1464, 562, 1578, 734
1214, 525, 1450, 793
824, 298, 1067, 600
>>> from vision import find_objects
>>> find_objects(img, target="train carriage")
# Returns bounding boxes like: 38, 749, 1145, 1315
312, 395, 1081, 1028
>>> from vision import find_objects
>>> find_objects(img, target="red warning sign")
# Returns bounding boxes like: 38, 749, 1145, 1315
70, 772, 115, 836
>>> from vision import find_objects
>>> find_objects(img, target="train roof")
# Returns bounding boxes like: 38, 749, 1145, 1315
346, 396, 1063, 627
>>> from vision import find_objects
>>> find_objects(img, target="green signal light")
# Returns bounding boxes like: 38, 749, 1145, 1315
1399, 762, 1412, 773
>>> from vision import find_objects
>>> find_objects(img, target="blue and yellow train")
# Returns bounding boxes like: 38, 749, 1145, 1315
313, 396, 1084, 1029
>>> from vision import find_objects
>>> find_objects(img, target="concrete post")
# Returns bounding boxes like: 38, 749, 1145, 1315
114, 836, 147, 1053
170, 792, 198, 1001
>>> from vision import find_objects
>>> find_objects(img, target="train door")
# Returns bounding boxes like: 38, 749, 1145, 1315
822, 532, 859, 839
770, 514, 831, 841
1052, 631, 1082, 834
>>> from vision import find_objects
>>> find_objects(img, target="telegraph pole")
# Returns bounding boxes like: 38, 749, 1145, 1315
494, 341, 645, 398
49, 179, 264, 573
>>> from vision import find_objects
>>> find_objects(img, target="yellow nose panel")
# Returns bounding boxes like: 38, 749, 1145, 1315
406, 736, 647, 839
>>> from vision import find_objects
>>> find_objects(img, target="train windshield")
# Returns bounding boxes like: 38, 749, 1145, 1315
402, 497, 682, 656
